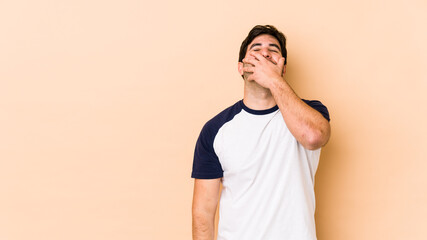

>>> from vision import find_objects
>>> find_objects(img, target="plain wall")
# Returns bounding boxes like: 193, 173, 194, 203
1, 0, 426, 239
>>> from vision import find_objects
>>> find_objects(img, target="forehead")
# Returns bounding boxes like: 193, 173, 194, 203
247, 34, 280, 49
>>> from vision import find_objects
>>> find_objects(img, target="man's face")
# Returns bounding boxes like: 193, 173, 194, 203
245, 34, 282, 64
238, 34, 285, 78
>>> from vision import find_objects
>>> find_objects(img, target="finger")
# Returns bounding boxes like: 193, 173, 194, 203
248, 52, 263, 61
242, 66, 255, 73
268, 58, 277, 65
243, 55, 258, 62
251, 52, 267, 62
242, 57, 258, 66
246, 75, 255, 81
243, 54, 258, 61
245, 72, 255, 81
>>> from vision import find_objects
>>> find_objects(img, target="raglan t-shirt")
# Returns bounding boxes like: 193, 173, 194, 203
191, 99, 330, 240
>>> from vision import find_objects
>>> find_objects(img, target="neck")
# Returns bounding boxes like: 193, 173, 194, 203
243, 80, 277, 110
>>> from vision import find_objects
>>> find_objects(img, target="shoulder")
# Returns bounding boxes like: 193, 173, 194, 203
200, 100, 244, 136
191, 101, 243, 179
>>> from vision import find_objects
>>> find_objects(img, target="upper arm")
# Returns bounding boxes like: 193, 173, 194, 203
302, 99, 331, 150
192, 178, 221, 218
302, 99, 330, 122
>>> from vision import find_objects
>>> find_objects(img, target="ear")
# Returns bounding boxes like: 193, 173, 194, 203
282, 64, 287, 76
238, 61, 244, 76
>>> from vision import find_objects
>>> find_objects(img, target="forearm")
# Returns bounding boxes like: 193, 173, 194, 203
270, 78, 330, 150
192, 178, 220, 240
192, 213, 215, 240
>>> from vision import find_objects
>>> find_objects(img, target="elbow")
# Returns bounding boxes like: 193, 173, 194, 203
303, 124, 331, 150
304, 132, 324, 150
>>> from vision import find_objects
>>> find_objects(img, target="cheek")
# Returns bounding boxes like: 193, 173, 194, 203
272, 55, 281, 64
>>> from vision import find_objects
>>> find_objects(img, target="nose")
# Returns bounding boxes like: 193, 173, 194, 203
261, 49, 271, 59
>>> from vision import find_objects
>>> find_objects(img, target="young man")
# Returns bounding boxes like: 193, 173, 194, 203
191, 25, 331, 240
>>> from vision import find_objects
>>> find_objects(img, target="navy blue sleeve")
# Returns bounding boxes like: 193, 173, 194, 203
302, 99, 331, 122
191, 122, 224, 179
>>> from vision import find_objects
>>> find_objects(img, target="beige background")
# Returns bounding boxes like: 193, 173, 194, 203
1, 0, 426, 239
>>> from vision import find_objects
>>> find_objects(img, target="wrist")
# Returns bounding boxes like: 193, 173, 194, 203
269, 76, 286, 93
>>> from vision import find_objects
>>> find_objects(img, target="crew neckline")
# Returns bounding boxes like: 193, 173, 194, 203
239, 100, 279, 115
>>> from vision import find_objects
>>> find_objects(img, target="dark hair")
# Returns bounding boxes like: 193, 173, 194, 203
238, 25, 287, 65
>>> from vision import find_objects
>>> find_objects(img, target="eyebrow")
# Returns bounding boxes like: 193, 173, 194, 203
249, 43, 281, 51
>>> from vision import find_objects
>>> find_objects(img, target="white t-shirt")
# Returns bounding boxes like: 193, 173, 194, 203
191, 99, 330, 240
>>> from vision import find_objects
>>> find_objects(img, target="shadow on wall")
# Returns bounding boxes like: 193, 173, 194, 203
314, 135, 348, 239
285, 57, 347, 239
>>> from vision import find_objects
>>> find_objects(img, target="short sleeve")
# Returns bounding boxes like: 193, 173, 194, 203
302, 99, 331, 122
191, 122, 224, 179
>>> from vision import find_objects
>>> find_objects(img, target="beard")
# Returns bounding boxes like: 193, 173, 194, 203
243, 62, 254, 79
